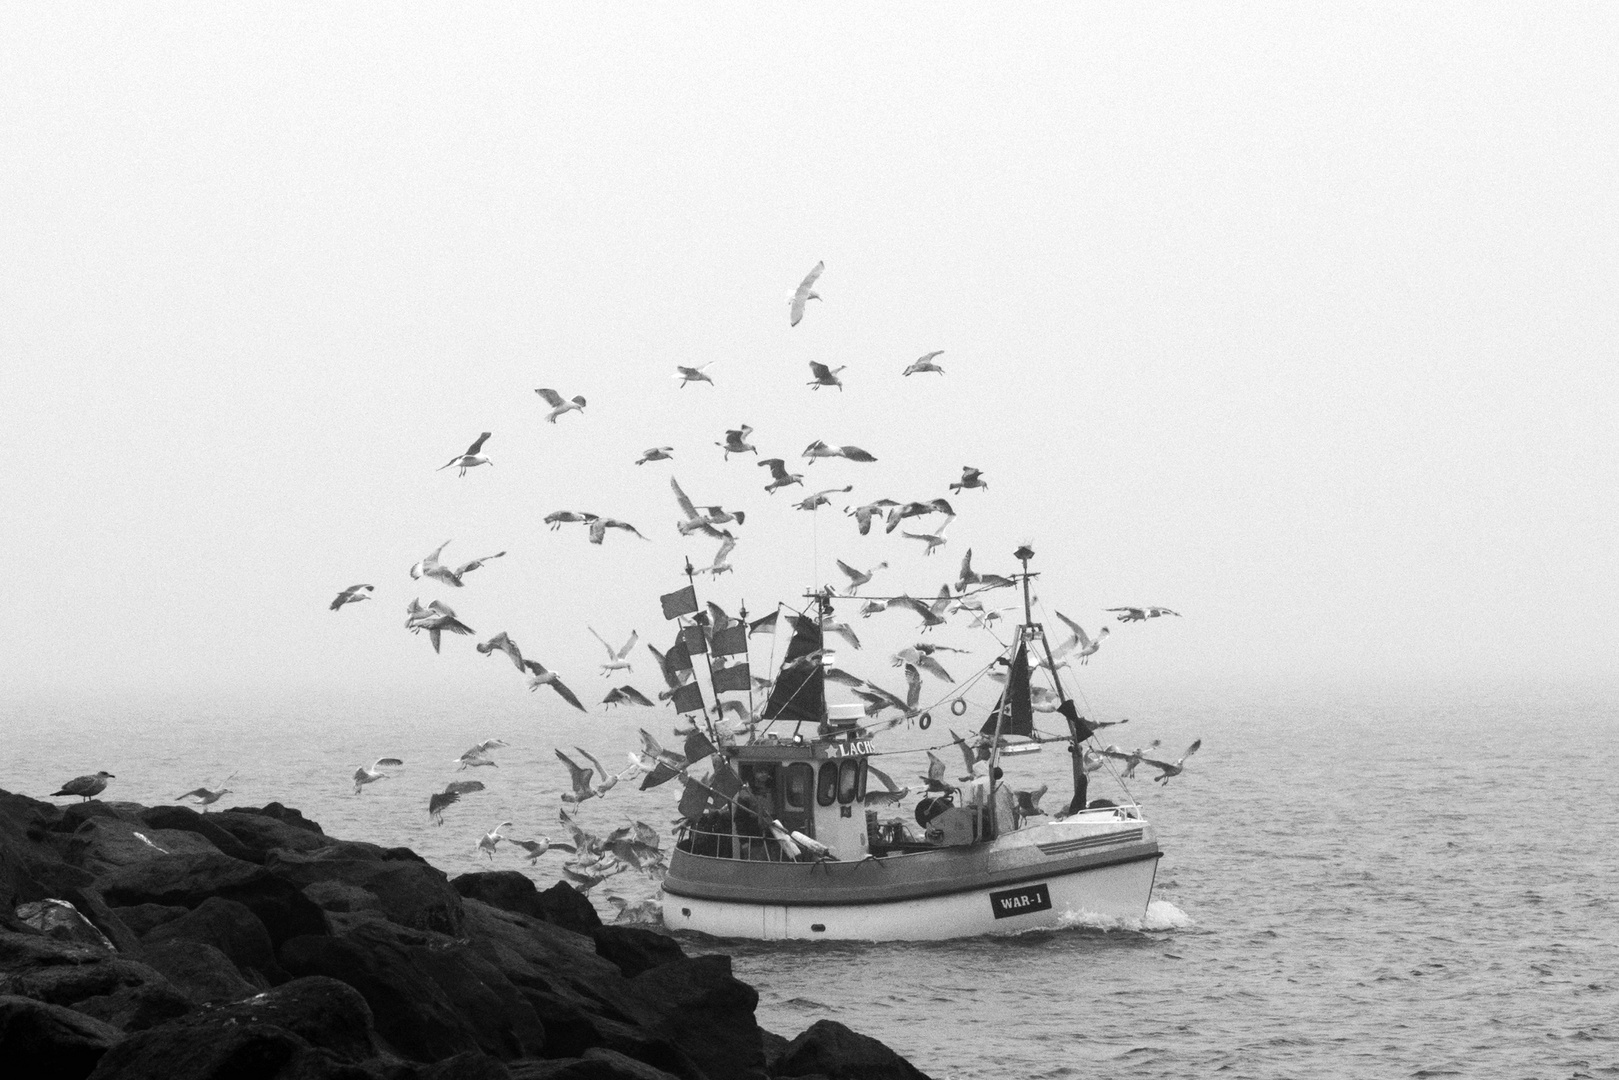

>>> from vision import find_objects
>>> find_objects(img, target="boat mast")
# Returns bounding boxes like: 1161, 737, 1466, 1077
1014, 545, 1090, 817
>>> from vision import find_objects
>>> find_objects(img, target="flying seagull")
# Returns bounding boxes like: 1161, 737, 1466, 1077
759, 458, 804, 494
51, 772, 115, 802
512, 837, 577, 863
848, 499, 900, 536
717, 426, 757, 459
544, 511, 598, 531
411, 541, 505, 588
802, 440, 876, 463
330, 584, 374, 611
1107, 606, 1182, 622
525, 659, 586, 711
405, 598, 475, 653
885, 498, 954, 534
602, 685, 655, 708
475, 632, 526, 672
534, 388, 586, 423
901, 516, 954, 556
697, 534, 738, 577
836, 560, 887, 594
949, 467, 987, 493
428, 780, 485, 825
794, 486, 853, 511
1100, 741, 1162, 779
478, 821, 514, 859
438, 432, 493, 476
903, 351, 945, 376
676, 364, 714, 387
176, 773, 237, 811
789, 261, 824, 327
806, 362, 845, 391
353, 757, 403, 794
588, 517, 649, 545
636, 447, 675, 465
555, 749, 600, 804
1141, 740, 1202, 784
454, 739, 507, 770
589, 628, 638, 676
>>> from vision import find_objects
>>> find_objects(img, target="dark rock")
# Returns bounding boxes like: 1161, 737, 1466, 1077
776, 1019, 933, 1080
414, 1050, 513, 1080
69, 979, 194, 1032
759, 1028, 790, 1074
85, 1020, 317, 1080
407, 938, 547, 1060
235, 803, 326, 835
54, 887, 143, 954
182, 975, 378, 1063
280, 930, 482, 1063
64, 818, 224, 878
0, 931, 190, 1030
267, 848, 465, 935
142, 895, 283, 986
137, 805, 259, 863
111, 903, 190, 938
534, 883, 601, 935
14, 899, 114, 951
623, 955, 767, 1080
98, 851, 328, 949
137, 940, 258, 1005
0, 993, 124, 1080
208, 810, 332, 862
590, 927, 685, 980
507, 1048, 683, 1079
52, 802, 143, 835
303, 880, 385, 914
451, 872, 546, 921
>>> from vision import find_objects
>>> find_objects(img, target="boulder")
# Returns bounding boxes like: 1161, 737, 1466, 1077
52, 887, 143, 954
234, 802, 326, 834
589, 927, 685, 980
111, 903, 190, 938
207, 810, 332, 863
97, 851, 327, 948
14, 899, 114, 951
142, 895, 283, 986
507, 1048, 684, 1080
65, 980, 194, 1033
178, 975, 379, 1063
136, 941, 258, 1005
0, 993, 124, 1080
63, 818, 223, 877
267, 848, 465, 936
82, 1019, 365, 1080
52, 802, 144, 835
534, 883, 601, 935
303, 880, 385, 914
0, 932, 190, 1030
450, 872, 547, 922
136, 806, 258, 863
622, 956, 767, 1080
776, 1019, 933, 1080
413, 1050, 514, 1080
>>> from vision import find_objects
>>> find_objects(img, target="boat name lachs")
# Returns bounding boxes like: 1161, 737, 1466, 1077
989, 882, 1053, 918
821, 740, 875, 758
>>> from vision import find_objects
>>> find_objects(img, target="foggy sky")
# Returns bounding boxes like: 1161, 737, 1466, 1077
4, 4, 1615, 707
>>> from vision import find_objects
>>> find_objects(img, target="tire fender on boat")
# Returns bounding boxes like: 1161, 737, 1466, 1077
918, 711, 932, 730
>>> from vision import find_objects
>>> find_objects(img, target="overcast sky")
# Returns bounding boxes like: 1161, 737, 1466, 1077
4, 4, 1615, 708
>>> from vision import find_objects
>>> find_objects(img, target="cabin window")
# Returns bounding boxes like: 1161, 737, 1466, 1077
816, 762, 838, 807
856, 758, 868, 801
838, 759, 859, 804
783, 763, 814, 813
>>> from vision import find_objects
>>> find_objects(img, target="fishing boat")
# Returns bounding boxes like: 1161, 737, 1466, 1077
654, 545, 1163, 941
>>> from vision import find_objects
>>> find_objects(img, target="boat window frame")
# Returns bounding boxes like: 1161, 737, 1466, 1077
783, 762, 814, 813
816, 761, 838, 807
856, 758, 868, 801
837, 759, 859, 804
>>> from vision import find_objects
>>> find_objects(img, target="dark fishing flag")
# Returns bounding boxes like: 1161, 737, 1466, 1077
762, 613, 824, 726
671, 682, 705, 715
712, 660, 752, 693
660, 585, 699, 620
711, 622, 748, 656
982, 643, 1034, 738
683, 731, 717, 764
680, 623, 709, 655
677, 778, 716, 819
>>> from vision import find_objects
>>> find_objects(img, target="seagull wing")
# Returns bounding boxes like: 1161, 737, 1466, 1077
548, 676, 587, 713
670, 476, 699, 520
554, 749, 593, 795
903, 663, 922, 710
616, 630, 638, 659
1054, 611, 1091, 649
535, 388, 564, 407
808, 362, 831, 381
445, 780, 485, 797
373, 757, 404, 768
620, 686, 655, 707
588, 627, 616, 659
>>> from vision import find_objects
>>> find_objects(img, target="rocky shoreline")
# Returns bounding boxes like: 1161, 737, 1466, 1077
0, 790, 932, 1080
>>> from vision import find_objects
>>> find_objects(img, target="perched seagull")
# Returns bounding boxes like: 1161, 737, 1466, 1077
903, 351, 945, 376
176, 773, 237, 811
478, 821, 515, 859
49, 772, 114, 802
589, 628, 638, 676
635, 447, 675, 466
716, 426, 757, 459
848, 499, 900, 536
428, 780, 485, 825
411, 541, 505, 588
950, 467, 987, 493
475, 632, 526, 672
602, 685, 655, 708
1107, 606, 1182, 622
512, 837, 577, 863
534, 388, 587, 423
405, 598, 475, 653
544, 511, 598, 531
697, 534, 738, 577
589, 518, 649, 544
454, 739, 508, 770
330, 584, 374, 611
353, 757, 403, 794
524, 659, 586, 711
438, 432, 493, 476
795, 486, 853, 511
836, 559, 887, 594
1141, 740, 1202, 784
902, 516, 954, 556
788, 261, 824, 327
806, 362, 845, 391
759, 458, 804, 494
1100, 741, 1162, 779
675, 364, 715, 387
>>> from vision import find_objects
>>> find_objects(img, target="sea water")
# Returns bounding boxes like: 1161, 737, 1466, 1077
6, 679, 1615, 1079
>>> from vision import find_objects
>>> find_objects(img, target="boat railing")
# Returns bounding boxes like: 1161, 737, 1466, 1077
673, 821, 803, 863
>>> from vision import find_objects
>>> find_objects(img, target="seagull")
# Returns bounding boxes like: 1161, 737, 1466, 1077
428, 780, 485, 825
885, 498, 954, 534
1051, 612, 1109, 666
589, 517, 649, 544
759, 458, 804, 494
49, 772, 114, 802
820, 618, 862, 651
1014, 786, 1049, 818
478, 821, 514, 859
903, 351, 945, 376
176, 773, 237, 811
836, 560, 887, 594
438, 432, 493, 476
534, 388, 586, 423
892, 646, 954, 683
635, 447, 675, 465
671, 477, 745, 535
475, 632, 526, 672
353, 757, 403, 794
555, 749, 600, 803
602, 685, 655, 708
806, 362, 845, 391
789, 261, 824, 327
919, 751, 953, 793
589, 628, 638, 676
330, 585, 374, 611
512, 837, 577, 863
606, 896, 663, 924
794, 486, 853, 511
863, 763, 911, 805
676, 364, 714, 387
572, 746, 637, 797
697, 534, 738, 577
524, 659, 586, 711
802, 440, 876, 463
1140, 740, 1202, 784
1107, 606, 1182, 622
949, 467, 986, 493
454, 739, 507, 770
716, 425, 757, 459
411, 542, 506, 588
544, 511, 598, 531
847, 499, 900, 536
902, 515, 954, 556
405, 598, 475, 653
1100, 741, 1162, 779
886, 589, 951, 630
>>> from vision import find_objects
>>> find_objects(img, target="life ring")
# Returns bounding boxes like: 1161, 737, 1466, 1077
950, 699, 967, 717
918, 712, 932, 730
